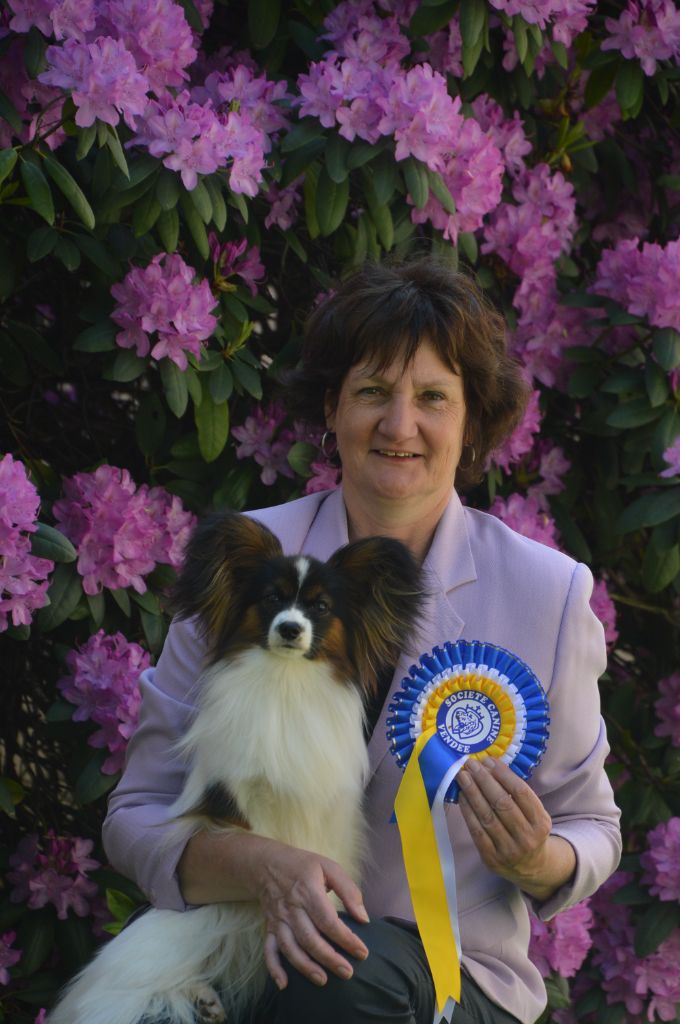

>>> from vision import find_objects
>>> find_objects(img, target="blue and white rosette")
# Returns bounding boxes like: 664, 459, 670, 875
386, 640, 550, 1023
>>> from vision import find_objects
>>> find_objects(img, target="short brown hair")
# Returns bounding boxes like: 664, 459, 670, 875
285, 258, 528, 488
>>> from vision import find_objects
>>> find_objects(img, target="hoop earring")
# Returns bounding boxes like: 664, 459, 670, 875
321, 431, 335, 458
320, 431, 341, 467
458, 444, 476, 471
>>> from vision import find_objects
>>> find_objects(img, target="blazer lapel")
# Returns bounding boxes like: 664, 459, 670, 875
367, 490, 477, 781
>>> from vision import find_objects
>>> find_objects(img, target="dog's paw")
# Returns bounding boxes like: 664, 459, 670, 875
191, 983, 226, 1023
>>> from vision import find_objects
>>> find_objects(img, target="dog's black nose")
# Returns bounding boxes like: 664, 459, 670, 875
277, 621, 303, 641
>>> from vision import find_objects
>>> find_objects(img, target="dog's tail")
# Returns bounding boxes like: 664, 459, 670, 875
48, 902, 266, 1024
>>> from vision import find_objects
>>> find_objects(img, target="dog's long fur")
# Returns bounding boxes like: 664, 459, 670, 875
49, 514, 424, 1024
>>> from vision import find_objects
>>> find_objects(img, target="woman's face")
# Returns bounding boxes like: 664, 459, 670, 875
325, 339, 467, 512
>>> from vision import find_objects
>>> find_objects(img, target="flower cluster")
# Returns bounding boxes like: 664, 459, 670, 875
193, 64, 290, 142
489, 0, 596, 44
590, 873, 680, 1020
641, 819, 680, 902
232, 401, 314, 486
0, 453, 54, 633
58, 629, 150, 774
53, 464, 195, 595
592, 238, 680, 333
129, 89, 266, 194
529, 901, 593, 978
589, 579, 619, 648
603, 0, 680, 76
489, 389, 542, 473
489, 493, 560, 549
110, 253, 218, 369
0, 932, 21, 985
0, 38, 65, 150
654, 673, 680, 747
209, 234, 265, 297
304, 460, 341, 495
8, 832, 100, 920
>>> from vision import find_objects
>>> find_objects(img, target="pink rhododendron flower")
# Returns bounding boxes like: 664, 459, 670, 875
53, 465, 195, 595
34, 1012, 47, 1024
40, 36, 150, 130
58, 630, 150, 774
0, 453, 54, 632
603, 0, 680, 75
209, 234, 265, 297
8, 833, 99, 920
424, 20, 463, 79
660, 436, 680, 478
530, 443, 571, 505
0, 932, 21, 985
304, 461, 341, 495
470, 94, 531, 178
193, 64, 291, 142
130, 89, 265, 194
264, 178, 302, 232
377, 64, 462, 171
111, 253, 218, 370
7, 0, 55, 36
322, 0, 411, 64
489, 389, 541, 473
592, 237, 680, 333
529, 901, 593, 978
641, 819, 680, 902
98, 0, 196, 91
589, 578, 618, 647
489, 494, 560, 549
654, 673, 680, 747
50, 0, 96, 42
0, 37, 66, 150
232, 401, 299, 486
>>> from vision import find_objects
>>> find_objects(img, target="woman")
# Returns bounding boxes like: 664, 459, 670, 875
102, 258, 621, 1024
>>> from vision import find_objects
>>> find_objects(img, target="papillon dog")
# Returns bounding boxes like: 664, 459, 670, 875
49, 512, 424, 1024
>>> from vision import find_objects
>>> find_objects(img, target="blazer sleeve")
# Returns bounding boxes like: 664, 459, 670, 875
529, 561, 622, 920
101, 617, 203, 911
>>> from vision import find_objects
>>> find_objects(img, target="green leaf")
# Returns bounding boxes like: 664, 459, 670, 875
634, 902, 680, 957
232, 354, 262, 399
73, 320, 117, 352
653, 328, 680, 371
132, 191, 162, 236
325, 133, 349, 184
75, 122, 97, 160
7, 319, 61, 372
369, 202, 394, 252
228, 189, 249, 223
645, 361, 669, 407
208, 362, 233, 403
249, 0, 280, 49
157, 207, 180, 253
618, 488, 680, 533
54, 236, 81, 270
190, 179, 213, 224
176, 0, 203, 31
369, 152, 398, 206
185, 364, 202, 406
27, 224, 58, 262
30, 523, 76, 563
409, 0, 456, 35
560, 291, 603, 308
281, 118, 326, 154
426, 168, 456, 215
43, 154, 95, 229
458, 232, 478, 264
642, 540, 680, 593
463, 32, 485, 77
135, 392, 167, 456
194, 379, 229, 462
20, 159, 54, 225
0, 91, 23, 136
105, 350, 147, 382
56, 915, 95, 973
160, 359, 189, 417
74, 749, 118, 805
459, 0, 486, 48
156, 168, 181, 211
106, 888, 137, 927
0, 148, 18, 187
24, 27, 47, 79
105, 125, 129, 178
514, 17, 528, 63
606, 398, 661, 428
616, 60, 644, 114
203, 175, 227, 231
0, 329, 29, 385
402, 157, 429, 209
109, 586, 131, 616
287, 441, 317, 477
657, 173, 680, 190
584, 61, 618, 109
346, 141, 382, 171
17, 911, 55, 975
141, 609, 167, 654
180, 190, 209, 260
36, 564, 82, 632
281, 137, 326, 187
87, 591, 105, 628
131, 589, 161, 615
74, 234, 120, 277
315, 166, 349, 236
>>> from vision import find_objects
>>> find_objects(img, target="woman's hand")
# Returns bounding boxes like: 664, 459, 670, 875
258, 844, 369, 990
457, 757, 576, 902
178, 829, 369, 989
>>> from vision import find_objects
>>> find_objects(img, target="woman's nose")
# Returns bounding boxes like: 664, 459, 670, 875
378, 395, 417, 438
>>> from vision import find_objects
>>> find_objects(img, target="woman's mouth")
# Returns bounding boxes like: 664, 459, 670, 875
376, 450, 419, 458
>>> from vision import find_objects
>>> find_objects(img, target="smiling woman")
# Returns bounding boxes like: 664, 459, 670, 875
101, 257, 621, 1024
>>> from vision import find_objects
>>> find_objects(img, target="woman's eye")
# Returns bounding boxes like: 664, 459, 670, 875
423, 391, 445, 402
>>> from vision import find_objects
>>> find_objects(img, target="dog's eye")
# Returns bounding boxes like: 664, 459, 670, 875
314, 598, 329, 614
264, 593, 283, 606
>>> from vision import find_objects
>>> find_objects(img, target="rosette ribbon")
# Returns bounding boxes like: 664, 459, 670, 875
387, 640, 550, 1023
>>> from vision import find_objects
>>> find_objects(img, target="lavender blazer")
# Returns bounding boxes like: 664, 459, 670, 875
103, 488, 621, 1024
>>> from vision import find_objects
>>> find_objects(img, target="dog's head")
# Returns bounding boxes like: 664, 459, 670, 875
171, 513, 426, 694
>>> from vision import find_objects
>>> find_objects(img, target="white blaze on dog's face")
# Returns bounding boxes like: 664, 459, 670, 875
260, 555, 333, 659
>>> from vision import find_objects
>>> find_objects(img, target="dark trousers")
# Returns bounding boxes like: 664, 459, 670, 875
251, 916, 521, 1024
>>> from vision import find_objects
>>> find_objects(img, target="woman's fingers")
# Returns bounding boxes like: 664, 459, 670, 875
264, 931, 288, 990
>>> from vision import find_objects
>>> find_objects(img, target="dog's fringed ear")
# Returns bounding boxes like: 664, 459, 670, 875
328, 537, 426, 690
170, 513, 283, 657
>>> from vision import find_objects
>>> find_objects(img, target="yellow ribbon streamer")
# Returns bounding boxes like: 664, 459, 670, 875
394, 728, 461, 1014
